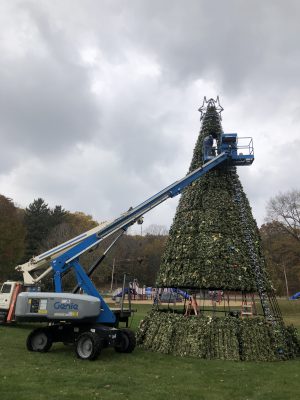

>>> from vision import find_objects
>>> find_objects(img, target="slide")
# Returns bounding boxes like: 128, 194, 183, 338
171, 288, 190, 300
289, 292, 300, 300
112, 287, 135, 300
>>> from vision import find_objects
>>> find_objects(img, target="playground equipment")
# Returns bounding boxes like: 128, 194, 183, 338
289, 292, 300, 300
1, 132, 253, 360
112, 279, 155, 301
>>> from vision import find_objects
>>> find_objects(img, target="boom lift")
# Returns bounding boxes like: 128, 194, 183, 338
3, 133, 253, 360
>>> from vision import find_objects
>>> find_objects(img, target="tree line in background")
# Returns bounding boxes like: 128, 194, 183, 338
0, 190, 299, 295
0, 194, 167, 289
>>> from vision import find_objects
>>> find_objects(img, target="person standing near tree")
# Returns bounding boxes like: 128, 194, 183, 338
185, 293, 198, 316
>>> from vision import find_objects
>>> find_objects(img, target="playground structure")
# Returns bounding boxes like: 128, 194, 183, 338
290, 292, 300, 300
112, 280, 188, 302
112, 279, 154, 301
112, 279, 257, 319
155, 288, 257, 318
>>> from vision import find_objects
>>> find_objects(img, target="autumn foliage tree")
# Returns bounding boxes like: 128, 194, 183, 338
41, 211, 97, 251
0, 195, 25, 280
92, 232, 168, 288
264, 190, 300, 297
0, 191, 167, 289
260, 221, 300, 297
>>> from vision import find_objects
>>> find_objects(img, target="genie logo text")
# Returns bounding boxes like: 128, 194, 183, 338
54, 302, 79, 310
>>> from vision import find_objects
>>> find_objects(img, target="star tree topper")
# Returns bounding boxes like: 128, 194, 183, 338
198, 96, 224, 120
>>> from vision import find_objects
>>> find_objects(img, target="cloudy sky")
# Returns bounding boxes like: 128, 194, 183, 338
0, 0, 299, 233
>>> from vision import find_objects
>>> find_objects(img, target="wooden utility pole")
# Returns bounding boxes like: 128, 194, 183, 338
110, 258, 115, 293
283, 263, 289, 299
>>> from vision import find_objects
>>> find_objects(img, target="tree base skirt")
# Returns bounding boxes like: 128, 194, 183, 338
137, 310, 299, 361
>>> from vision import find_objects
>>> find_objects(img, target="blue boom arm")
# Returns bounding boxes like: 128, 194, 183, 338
50, 134, 254, 323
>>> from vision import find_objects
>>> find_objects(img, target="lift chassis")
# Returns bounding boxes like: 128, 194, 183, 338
16, 291, 136, 360
27, 323, 135, 360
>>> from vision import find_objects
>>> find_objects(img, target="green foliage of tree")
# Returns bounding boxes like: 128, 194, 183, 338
137, 101, 298, 361
137, 311, 299, 361
157, 104, 268, 291
50, 205, 68, 229
0, 195, 25, 280
23, 198, 68, 260
23, 198, 51, 260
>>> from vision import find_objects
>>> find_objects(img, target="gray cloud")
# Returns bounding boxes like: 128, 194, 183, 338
0, 2, 100, 169
0, 0, 299, 229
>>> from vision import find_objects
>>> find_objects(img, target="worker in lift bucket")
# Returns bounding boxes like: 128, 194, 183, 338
203, 134, 214, 160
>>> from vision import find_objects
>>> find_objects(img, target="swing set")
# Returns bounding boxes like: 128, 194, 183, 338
153, 287, 259, 319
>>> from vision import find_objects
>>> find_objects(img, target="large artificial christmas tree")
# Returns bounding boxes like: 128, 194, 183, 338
137, 98, 299, 361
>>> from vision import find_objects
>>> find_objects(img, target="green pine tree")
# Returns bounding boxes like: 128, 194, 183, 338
23, 199, 68, 260
23, 198, 51, 259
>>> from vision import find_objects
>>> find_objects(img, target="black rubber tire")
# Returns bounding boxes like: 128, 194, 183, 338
115, 328, 136, 353
75, 332, 102, 361
26, 328, 53, 353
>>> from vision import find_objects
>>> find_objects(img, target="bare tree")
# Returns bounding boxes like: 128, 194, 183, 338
144, 224, 168, 236
266, 189, 300, 241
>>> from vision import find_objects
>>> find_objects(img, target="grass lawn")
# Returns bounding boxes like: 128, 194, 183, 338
0, 302, 299, 400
